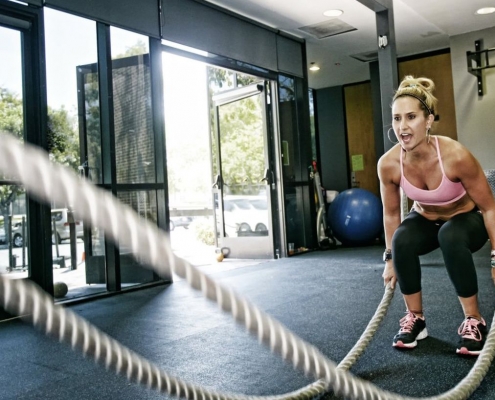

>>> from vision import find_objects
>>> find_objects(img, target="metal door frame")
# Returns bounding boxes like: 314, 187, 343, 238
0, 1, 53, 306
212, 81, 276, 259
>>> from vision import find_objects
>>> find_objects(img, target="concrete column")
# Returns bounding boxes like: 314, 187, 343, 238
357, 0, 399, 155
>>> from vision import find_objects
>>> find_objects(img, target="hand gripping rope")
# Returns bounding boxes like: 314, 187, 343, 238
0, 133, 494, 400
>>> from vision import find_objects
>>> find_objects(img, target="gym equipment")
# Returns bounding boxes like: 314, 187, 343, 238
327, 188, 383, 246
0, 134, 494, 400
309, 161, 336, 250
53, 281, 68, 298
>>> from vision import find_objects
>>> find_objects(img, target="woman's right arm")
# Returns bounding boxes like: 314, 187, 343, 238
377, 155, 402, 289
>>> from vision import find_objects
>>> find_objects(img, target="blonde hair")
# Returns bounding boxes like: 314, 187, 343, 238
392, 75, 438, 117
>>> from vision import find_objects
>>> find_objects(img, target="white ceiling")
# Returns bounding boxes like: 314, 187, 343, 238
205, 0, 495, 89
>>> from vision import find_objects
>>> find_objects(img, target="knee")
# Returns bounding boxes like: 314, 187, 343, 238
438, 226, 464, 249
392, 225, 410, 253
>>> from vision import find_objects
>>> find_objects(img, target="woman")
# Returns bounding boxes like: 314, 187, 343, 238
377, 75, 495, 356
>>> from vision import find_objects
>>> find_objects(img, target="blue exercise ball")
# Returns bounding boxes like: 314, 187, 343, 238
327, 188, 383, 246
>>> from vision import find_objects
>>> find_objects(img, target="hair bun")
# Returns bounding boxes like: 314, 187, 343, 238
394, 75, 438, 116
398, 75, 435, 94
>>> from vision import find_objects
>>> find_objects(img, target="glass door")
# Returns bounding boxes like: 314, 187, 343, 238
212, 82, 274, 259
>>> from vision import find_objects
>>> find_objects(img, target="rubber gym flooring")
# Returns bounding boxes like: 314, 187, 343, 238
0, 242, 494, 399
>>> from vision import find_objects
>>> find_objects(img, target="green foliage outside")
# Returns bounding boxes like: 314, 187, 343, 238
217, 96, 264, 193
114, 39, 148, 59
0, 88, 23, 137
207, 67, 264, 195
190, 218, 215, 246
0, 87, 79, 241
0, 88, 26, 235
47, 106, 80, 170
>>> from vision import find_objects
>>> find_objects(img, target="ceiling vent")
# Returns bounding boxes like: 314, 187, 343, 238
350, 51, 379, 62
298, 19, 356, 39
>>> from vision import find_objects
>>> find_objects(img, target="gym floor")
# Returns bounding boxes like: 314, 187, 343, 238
1, 242, 494, 399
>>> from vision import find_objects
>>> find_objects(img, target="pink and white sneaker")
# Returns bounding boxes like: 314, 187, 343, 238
393, 311, 428, 349
456, 317, 487, 356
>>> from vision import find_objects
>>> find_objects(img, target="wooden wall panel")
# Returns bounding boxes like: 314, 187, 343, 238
398, 53, 457, 140
344, 83, 379, 196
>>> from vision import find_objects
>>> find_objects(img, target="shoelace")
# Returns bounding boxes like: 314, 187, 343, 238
399, 311, 420, 333
458, 318, 483, 341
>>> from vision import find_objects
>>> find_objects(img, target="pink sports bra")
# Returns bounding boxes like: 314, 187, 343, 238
400, 136, 466, 206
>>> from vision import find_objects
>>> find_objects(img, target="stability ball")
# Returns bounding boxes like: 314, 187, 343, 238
327, 188, 383, 246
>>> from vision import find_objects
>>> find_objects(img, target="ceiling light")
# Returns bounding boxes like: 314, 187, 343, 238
475, 7, 495, 15
323, 9, 343, 17
309, 62, 320, 71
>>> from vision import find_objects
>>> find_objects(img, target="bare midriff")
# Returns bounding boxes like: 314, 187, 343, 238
412, 193, 476, 221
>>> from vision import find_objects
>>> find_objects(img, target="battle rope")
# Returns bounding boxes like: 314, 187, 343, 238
0, 134, 494, 400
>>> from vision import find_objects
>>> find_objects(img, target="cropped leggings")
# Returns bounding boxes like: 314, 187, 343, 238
392, 208, 488, 298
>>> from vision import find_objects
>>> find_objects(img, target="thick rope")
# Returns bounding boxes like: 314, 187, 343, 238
338, 285, 394, 371
0, 134, 493, 399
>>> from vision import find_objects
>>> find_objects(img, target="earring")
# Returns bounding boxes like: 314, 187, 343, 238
387, 127, 398, 144
426, 127, 431, 144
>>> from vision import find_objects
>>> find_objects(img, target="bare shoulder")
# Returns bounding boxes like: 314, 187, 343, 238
378, 144, 401, 167
377, 144, 401, 183
437, 135, 472, 161
436, 135, 480, 177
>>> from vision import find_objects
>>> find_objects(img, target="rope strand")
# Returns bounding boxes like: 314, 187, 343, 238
0, 133, 493, 400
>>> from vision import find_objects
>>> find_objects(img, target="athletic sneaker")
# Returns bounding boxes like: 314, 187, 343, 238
456, 317, 487, 356
393, 311, 428, 349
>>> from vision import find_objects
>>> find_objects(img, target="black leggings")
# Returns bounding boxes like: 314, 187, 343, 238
392, 208, 488, 298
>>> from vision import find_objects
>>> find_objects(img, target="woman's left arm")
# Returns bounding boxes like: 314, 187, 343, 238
456, 148, 495, 284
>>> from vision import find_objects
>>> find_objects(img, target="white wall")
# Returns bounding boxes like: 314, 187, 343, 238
450, 27, 495, 169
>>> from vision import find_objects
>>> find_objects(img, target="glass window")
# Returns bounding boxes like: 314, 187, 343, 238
278, 75, 295, 102
111, 27, 156, 184
278, 75, 297, 182
117, 190, 157, 287
79, 67, 103, 184
45, 8, 97, 176
309, 88, 317, 161
45, 9, 103, 299
0, 27, 30, 279
0, 185, 29, 278
278, 74, 309, 252
0, 26, 23, 146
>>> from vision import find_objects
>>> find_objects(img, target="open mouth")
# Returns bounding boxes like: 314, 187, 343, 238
401, 133, 412, 143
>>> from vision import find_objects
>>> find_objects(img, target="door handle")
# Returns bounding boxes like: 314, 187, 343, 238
212, 174, 220, 188
212, 174, 223, 189
260, 169, 272, 185
78, 161, 89, 178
